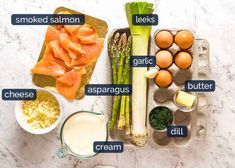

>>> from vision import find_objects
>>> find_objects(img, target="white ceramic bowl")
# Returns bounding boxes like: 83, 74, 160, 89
15, 88, 63, 134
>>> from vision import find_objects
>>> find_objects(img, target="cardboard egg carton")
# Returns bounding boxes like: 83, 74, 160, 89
147, 29, 209, 147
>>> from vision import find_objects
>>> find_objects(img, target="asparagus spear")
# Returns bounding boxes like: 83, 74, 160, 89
109, 33, 119, 129
117, 33, 127, 129
118, 95, 126, 129
118, 36, 132, 132
110, 33, 120, 84
117, 33, 127, 84
125, 96, 131, 134
107, 36, 112, 55
118, 35, 131, 130
116, 33, 127, 129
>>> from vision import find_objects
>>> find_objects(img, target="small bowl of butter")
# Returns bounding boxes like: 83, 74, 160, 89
173, 88, 198, 112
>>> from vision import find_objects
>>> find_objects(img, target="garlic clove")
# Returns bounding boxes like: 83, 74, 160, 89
145, 69, 158, 79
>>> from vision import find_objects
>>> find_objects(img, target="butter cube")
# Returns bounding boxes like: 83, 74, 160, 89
176, 91, 196, 108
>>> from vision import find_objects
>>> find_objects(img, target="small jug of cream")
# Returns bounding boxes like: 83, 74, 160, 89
57, 111, 108, 159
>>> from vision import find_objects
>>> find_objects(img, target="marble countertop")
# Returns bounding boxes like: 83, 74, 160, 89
0, 0, 235, 167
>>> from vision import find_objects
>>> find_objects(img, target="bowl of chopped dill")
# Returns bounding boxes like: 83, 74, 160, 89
149, 106, 174, 132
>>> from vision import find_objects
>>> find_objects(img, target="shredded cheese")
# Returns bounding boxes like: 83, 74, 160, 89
22, 90, 60, 129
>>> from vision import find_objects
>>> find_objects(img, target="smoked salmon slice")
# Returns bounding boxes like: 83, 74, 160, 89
56, 67, 86, 100
45, 26, 60, 43
31, 60, 66, 78
68, 49, 79, 60
31, 45, 66, 78
44, 45, 71, 70
49, 40, 71, 67
55, 25, 63, 31
71, 38, 104, 66
64, 25, 80, 35
77, 24, 98, 44
59, 33, 86, 55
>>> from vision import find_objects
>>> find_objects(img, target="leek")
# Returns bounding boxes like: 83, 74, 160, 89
125, 1, 154, 146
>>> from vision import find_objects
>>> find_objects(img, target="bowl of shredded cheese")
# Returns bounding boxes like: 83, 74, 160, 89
15, 89, 62, 134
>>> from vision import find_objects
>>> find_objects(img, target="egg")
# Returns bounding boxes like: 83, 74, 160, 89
156, 50, 173, 69
174, 30, 194, 49
154, 70, 173, 88
155, 30, 173, 49
175, 52, 192, 69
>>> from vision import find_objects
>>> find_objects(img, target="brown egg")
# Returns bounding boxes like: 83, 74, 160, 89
156, 50, 173, 69
174, 30, 194, 49
175, 52, 193, 69
155, 30, 174, 49
154, 70, 173, 88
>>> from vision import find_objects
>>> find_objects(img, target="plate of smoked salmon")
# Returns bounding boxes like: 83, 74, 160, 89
32, 7, 108, 100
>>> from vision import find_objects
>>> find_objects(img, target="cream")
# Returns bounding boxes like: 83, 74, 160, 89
63, 112, 107, 156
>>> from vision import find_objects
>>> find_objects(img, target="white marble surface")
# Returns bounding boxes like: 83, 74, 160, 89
0, 0, 235, 168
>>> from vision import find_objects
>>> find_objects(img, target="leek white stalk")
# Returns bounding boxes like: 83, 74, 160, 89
125, 1, 154, 146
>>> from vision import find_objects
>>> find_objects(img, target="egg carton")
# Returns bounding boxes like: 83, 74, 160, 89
147, 29, 209, 147
108, 28, 209, 147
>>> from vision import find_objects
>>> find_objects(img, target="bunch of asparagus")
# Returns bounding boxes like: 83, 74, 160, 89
108, 32, 131, 134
